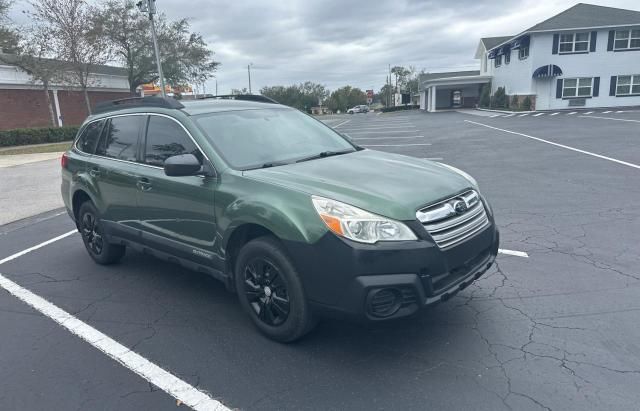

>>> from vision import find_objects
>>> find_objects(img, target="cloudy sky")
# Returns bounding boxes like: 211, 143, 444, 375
9, 0, 640, 94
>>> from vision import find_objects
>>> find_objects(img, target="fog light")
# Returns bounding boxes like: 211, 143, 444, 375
368, 288, 402, 318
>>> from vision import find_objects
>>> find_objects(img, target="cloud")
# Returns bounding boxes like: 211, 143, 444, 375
9, 0, 640, 94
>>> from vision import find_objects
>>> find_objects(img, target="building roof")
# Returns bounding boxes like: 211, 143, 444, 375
419, 70, 480, 82
480, 36, 514, 51
0, 53, 128, 77
526, 3, 640, 32
483, 3, 640, 53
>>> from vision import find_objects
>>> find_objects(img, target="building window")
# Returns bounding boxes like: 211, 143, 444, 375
504, 50, 511, 64
616, 75, 640, 95
494, 55, 502, 67
559, 32, 590, 53
518, 46, 529, 59
563, 78, 593, 98
614, 29, 640, 50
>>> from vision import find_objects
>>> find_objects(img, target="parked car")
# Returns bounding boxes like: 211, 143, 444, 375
347, 105, 369, 114
61, 95, 499, 342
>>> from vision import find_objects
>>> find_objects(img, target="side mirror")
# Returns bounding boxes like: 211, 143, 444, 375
164, 154, 202, 177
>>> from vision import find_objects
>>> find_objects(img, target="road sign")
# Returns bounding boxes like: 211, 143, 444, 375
366, 89, 374, 98
367, 97, 373, 104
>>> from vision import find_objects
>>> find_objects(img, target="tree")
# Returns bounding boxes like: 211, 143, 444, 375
0, 0, 18, 53
231, 87, 249, 95
377, 84, 394, 106
95, 0, 219, 94
326, 86, 367, 113
2, 28, 67, 126
260, 82, 328, 112
391, 66, 410, 91
30, 0, 110, 114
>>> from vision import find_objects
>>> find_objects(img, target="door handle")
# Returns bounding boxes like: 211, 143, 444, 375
137, 177, 152, 191
89, 167, 101, 178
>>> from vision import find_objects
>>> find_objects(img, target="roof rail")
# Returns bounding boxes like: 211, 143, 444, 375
196, 94, 278, 104
93, 96, 185, 114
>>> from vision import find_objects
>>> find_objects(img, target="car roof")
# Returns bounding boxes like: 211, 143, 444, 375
179, 99, 291, 116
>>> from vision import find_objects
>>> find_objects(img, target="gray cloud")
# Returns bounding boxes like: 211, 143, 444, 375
10, 0, 640, 94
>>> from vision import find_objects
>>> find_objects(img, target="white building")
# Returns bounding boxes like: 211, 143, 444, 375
420, 3, 640, 111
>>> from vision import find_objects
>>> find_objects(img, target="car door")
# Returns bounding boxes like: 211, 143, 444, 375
136, 114, 218, 266
92, 114, 146, 240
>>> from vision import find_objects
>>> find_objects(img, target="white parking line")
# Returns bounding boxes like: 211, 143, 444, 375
532, 113, 544, 117
567, 112, 577, 115
616, 110, 625, 113
0, 232, 230, 411
490, 114, 502, 118
333, 119, 351, 128
550, 112, 560, 116
498, 249, 529, 258
345, 130, 419, 134
583, 111, 593, 115
464, 120, 640, 170
340, 125, 417, 131
518, 113, 528, 117
362, 143, 432, 147
503, 114, 515, 117
579, 115, 640, 123
354, 136, 426, 140
602, 110, 612, 114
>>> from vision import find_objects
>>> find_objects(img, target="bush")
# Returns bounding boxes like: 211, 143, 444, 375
521, 96, 532, 111
492, 87, 507, 109
509, 94, 519, 110
479, 84, 491, 108
0, 126, 80, 147
380, 104, 419, 113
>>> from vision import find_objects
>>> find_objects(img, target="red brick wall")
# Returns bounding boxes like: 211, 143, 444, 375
56, 90, 133, 126
0, 89, 132, 131
0, 89, 54, 130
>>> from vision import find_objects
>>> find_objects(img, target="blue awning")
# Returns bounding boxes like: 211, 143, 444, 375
532, 64, 563, 79
512, 35, 530, 49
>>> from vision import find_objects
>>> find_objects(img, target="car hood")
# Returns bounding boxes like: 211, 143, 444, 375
242, 150, 474, 221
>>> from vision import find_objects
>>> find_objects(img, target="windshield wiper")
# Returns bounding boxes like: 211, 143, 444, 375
295, 149, 354, 163
244, 160, 291, 170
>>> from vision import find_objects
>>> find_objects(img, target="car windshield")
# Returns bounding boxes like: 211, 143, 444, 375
194, 108, 356, 170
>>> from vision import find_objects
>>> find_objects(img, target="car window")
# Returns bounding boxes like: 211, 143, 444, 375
194, 108, 355, 170
76, 120, 105, 154
144, 116, 202, 167
96, 116, 143, 162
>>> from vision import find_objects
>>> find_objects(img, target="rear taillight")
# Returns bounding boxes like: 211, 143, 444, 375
61, 153, 69, 169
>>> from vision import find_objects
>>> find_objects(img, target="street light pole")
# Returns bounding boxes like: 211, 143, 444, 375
247, 63, 253, 94
137, 0, 166, 98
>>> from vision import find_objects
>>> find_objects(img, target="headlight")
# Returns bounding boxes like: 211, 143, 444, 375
311, 196, 417, 244
437, 162, 479, 188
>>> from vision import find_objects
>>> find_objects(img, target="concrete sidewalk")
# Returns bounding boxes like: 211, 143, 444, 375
0, 157, 64, 225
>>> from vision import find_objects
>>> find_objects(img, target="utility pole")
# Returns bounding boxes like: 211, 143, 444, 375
388, 64, 392, 107
137, 0, 166, 98
247, 63, 253, 94
215, 79, 218, 96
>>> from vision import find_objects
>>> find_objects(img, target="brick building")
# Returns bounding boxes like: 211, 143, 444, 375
0, 55, 132, 130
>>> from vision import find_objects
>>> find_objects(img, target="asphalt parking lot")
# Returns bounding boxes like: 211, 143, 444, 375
1, 108, 639, 410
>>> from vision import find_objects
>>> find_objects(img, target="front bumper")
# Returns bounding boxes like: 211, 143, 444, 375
286, 219, 499, 322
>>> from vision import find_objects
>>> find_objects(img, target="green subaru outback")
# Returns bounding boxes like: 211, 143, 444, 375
61, 96, 499, 342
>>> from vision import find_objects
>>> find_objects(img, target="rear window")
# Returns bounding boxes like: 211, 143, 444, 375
76, 120, 105, 154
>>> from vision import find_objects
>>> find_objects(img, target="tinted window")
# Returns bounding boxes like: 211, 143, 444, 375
195, 109, 354, 170
96, 116, 143, 162
144, 116, 201, 167
76, 120, 104, 154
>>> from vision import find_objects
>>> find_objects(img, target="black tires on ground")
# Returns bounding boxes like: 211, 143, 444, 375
78, 201, 125, 265
235, 236, 316, 342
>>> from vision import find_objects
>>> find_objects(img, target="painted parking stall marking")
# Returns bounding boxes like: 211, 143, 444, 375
465, 120, 640, 170
579, 115, 640, 124
498, 248, 529, 258
0, 232, 230, 411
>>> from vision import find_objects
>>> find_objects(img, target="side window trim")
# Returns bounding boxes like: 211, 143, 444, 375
74, 118, 106, 155
86, 112, 216, 177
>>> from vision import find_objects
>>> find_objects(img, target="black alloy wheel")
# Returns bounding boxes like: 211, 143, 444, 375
81, 211, 103, 255
243, 258, 290, 326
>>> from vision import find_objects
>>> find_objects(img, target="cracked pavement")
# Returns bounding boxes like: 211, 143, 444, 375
0, 110, 639, 410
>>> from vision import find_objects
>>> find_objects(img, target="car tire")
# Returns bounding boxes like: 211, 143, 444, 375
78, 201, 125, 265
235, 236, 316, 342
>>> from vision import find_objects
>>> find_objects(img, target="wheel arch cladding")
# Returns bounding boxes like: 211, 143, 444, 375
224, 223, 277, 278
72, 189, 93, 220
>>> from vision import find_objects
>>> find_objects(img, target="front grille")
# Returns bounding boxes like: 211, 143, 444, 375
416, 190, 489, 249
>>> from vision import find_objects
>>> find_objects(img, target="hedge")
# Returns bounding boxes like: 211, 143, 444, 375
0, 126, 80, 148
380, 104, 419, 113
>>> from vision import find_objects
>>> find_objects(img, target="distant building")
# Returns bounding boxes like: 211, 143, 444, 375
419, 3, 640, 111
0, 54, 131, 130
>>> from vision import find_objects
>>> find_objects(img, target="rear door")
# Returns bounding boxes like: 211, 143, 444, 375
136, 114, 218, 266
92, 114, 146, 239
